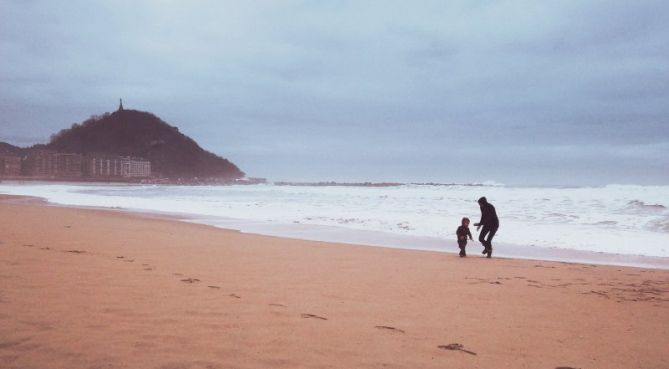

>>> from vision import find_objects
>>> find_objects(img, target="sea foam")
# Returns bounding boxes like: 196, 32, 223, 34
1, 182, 668, 258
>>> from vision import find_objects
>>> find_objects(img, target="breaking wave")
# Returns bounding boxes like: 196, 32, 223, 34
1, 182, 669, 257
627, 200, 666, 211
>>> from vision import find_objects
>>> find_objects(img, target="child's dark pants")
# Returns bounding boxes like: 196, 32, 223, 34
458, 241, 467, 256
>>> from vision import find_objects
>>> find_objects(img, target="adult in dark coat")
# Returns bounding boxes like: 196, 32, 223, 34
474, 196, 499, 258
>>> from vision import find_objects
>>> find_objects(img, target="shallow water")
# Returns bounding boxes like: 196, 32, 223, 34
1, 182, 668, 265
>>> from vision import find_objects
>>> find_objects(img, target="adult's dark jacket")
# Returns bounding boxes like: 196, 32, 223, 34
479, 202, 499, 228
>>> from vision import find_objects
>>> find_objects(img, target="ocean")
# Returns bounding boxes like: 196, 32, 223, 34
2, 182, 668, 267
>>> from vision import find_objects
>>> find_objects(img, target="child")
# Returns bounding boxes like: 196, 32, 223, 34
456, 217, 473, 257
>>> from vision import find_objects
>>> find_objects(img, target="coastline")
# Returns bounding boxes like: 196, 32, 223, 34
4, 191, 668, 270
189, 217, 669, 270
1, 196, 668, 368
2, 180, 668, 264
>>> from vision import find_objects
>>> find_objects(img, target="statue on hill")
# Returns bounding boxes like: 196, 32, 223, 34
118, 98, 124, 111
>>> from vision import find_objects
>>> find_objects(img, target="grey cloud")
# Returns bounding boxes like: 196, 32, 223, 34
1, 1, 668, 184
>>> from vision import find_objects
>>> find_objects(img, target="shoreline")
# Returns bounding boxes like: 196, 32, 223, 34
1, 196, 668, 368
194, 217, 669, 270
4, 193, 669, 270
1, 181, 668, 263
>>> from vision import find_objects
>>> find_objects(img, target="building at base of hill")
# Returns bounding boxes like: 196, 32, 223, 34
86, 155, 151, 179
0, 154, 22, 177
20, 151, 151, 180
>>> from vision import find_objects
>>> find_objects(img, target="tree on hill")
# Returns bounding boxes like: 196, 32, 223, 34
0, 142, 24, 155
47, 109, 244, 179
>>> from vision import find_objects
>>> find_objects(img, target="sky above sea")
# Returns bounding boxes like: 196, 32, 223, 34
1, 1, 668, 185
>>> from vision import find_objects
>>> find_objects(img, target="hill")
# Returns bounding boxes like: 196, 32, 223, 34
0, 142, 24, 155
46, 109, 244, 179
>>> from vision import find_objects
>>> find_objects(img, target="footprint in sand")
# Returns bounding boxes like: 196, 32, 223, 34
375, 325, 405, 334
301, 313, 327, 320
229, 294, 241, 299
65, 250, 86, 254
207, 285, 221, 289
40, 247, 50, 250
527, 279, 543, 287
438, 343, 477, 355
269, 303, 286, 307
583, 290, 609, 298
22, 244, 34, 248
0, 337, 32, 350
180, 278, 200, 283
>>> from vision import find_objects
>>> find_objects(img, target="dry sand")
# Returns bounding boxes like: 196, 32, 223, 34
0, 196, 668, 369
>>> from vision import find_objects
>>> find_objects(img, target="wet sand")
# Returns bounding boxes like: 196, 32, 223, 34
1, 196, 668, 368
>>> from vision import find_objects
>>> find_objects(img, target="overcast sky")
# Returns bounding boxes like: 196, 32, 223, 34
1, 1, 668, 185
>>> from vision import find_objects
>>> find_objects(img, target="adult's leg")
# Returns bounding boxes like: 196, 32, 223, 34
484, 227, 498, 257
479, 227, 491, 253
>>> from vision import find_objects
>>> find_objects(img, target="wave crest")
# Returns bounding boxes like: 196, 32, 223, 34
627, 200, 666, 211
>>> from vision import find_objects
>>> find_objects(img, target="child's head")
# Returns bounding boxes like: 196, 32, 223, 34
461, 217, 470, 226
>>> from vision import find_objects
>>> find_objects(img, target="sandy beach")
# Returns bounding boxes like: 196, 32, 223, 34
1, 196, 668, 369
